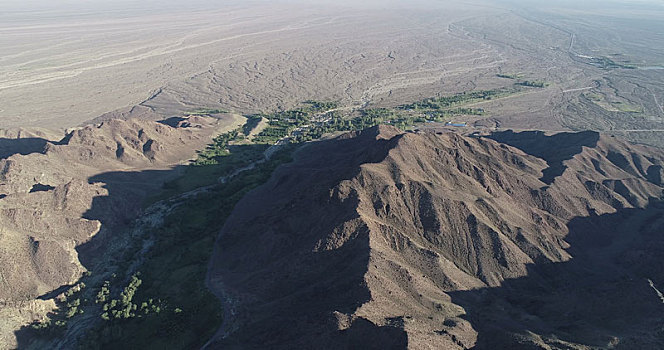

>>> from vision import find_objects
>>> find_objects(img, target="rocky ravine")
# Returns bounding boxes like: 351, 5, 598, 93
207, 125, 664, 349
0, 115, 243, 348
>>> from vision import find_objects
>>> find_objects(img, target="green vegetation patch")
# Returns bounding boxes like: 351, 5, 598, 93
611, 101, 643, 113
398, 88, 513, 111
78, 147, 296, 349
496, 73, 523, 79
515, 80, 549, 88
29, 282, 88, 337
188, 108, 229, 115
583, 92, 643, 114
303, 100, 339, 111
584, 92, 603, 102
253, 109, 313, 143
24, 91, 523, 348
193, 129, 243, 166
591, 56, 637, 70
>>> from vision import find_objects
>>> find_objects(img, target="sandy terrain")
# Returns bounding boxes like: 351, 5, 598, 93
2, 0, 662, 148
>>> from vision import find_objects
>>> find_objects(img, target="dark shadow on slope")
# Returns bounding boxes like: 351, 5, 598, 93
29, 183, 55, 193
0, 131, 75, 160
486, 130, 600, 185
76, 167, 189, 269
13, 164, 186, 349
15, 127, 406, 349
74, 142, 279, 278
448, 198, 664, 350
647, 165, 663, 186
36, 284, 75, 301
12, 141, 308, 349
210, 229, 408, 350
0, 137, 49, 159
206, 126, 408, 349
157, 116, 189, 128
335, 317, 408, 350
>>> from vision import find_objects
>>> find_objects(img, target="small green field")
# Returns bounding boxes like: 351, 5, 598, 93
611, 101, 643, 113
583, 92, 643, 114
591, 56, 637, 70
187, 108, 229, 115
515, 80, 549, 88
496, 73, 523, 79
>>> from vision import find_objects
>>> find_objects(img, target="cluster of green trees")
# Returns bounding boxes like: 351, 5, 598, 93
252, 101, 344, 144
289, 107, 427, 142
252, 109, 311, 144
258, 100, 489, 144
303, 100, 339, 111
98, 273, 164, 321
398, 89, 506, 110
591, 56, 636, 70
29, 270, 173, 343
194, 129, 243, 166
425, 108, 485, 120
64, 298, 84, 319
188, 108, 229, 115
252, 125, 290, 144
78, 144, 296, 349
497, 73, 549, 88
496, 73, 521, 79
29, 93, 506, 347
96, 280, 110, 304
516, 80, 548, 88
285, 108, 391, 142
29, 282, 87, 336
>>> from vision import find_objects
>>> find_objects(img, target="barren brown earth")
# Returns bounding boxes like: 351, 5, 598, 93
207, 125, 664, 349
2, 1, 663, 147
0, 115, 243, 347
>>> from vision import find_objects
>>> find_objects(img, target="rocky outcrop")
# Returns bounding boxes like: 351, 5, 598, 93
0, 115, 244, 347
207, 126, 664, 349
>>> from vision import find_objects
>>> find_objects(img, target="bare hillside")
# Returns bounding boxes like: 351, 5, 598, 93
207, 125, 664, 349
0, 115, 243, 347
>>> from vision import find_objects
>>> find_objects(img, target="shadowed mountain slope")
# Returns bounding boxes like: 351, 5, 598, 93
207, 125, 663, 349
0, 116, 244, 347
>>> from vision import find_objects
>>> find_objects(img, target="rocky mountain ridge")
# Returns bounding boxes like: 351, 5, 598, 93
0, 115, 243, 347
207, 125, 664, 349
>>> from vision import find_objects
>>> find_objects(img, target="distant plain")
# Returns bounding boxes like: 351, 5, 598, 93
1, 0, 663, 147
